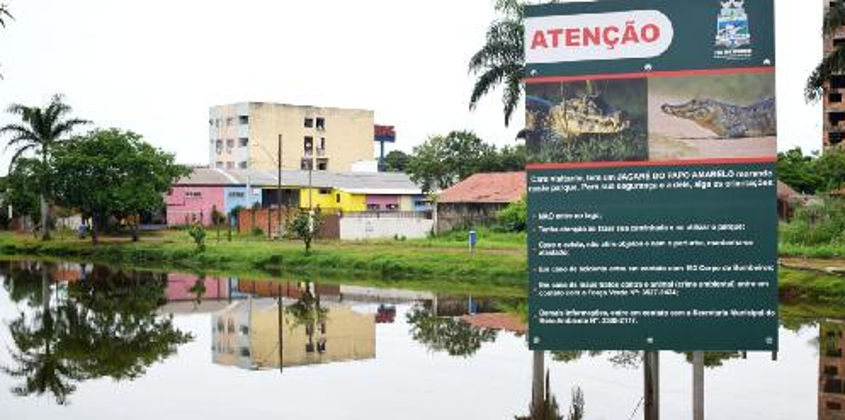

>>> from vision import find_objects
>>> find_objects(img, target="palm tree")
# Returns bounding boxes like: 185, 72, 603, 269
468, 0, 525, 127
806, 1, 845, 101
0, 95, 90, 240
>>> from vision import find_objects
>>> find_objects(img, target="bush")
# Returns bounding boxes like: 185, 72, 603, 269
781, 198, 845, 246
188, 222, 207, 252
497, 197, 526, 232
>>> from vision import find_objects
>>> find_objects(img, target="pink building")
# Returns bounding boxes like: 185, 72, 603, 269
166, 273, 232, 301
366, 194, 399, 211
165, 185, 225, 226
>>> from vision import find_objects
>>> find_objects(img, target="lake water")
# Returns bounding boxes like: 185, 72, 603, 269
0, 260, 835, 419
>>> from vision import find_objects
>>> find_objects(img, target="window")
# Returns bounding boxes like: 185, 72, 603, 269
336, 193, 341, 203
186, 191, 202, 198
831, 93, 843, 103
215, 119, 221, 127
238, 161, 248, 169
228, 191, 246, 198
240, 347, 250, 357
216, 161, 224, 168
239, 115, 249, 124
316, 117, 325, 130
833, 75, 845, 89
239, 137, 249, 147
216, 139, 223, 148
240, 325, 249, 335
226, 139, 234, 148
317, 158, 328, 171
835, 38, 845, 48
209, 119, 214, 127
318, 188, 331, 195
304, 117, 314, 128
386, 204, 399, 211
367, 204, 380, 211
226, 161, 234, 169
217, 319, 224, 332
300, 158, 313, 170
828, 401, 843, 411
831, 131, 845, 145
825, 365, 839, 376
304, 136, 313, 153
226, 117, 234, 126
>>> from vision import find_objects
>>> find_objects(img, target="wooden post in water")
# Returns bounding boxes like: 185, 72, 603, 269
532, 350, 545, 414
644, 351, 659, 420
692, 351, 704, 420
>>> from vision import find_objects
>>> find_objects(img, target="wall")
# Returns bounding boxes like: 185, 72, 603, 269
435, 202, 507, 233
300, 188, 366, 212
237, 208, 340, 239
366, 195, 399, 211
165, 186, 226, 226
340, 215, 433, 240
243, 103, 375, 172
224, 186, 262, 214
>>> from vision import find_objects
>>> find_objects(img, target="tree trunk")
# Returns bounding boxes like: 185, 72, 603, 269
39, 193, 50, 241
91, 214, 99, 244
131, 221, 139, 242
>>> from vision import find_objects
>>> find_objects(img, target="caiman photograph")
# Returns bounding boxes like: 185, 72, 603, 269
0, 0, 839, 419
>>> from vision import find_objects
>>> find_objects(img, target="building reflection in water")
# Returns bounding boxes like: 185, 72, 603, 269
820, 320, 845, 419
212, 282, 376, 370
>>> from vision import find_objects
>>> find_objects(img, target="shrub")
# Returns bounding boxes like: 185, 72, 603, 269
781, 198, 845, 246
497, 197, 527, 232
187, 222, 207, 252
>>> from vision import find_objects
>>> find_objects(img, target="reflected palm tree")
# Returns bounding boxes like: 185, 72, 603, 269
1, 263, 81, 404
285, 286, 327, 353
406, 304, 497, 357
1, 263, 192, 404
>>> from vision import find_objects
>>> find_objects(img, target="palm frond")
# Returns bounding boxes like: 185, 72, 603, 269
8, 143, 36, 167
469, 66, 507, 110
0, 4, 13, 28
50, 118, 91, 139
502, 68, 524, 126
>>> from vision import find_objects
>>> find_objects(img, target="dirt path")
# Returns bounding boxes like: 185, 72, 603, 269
648, 94, 776, 160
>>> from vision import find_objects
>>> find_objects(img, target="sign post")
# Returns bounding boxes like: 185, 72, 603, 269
524, 0, 777, 414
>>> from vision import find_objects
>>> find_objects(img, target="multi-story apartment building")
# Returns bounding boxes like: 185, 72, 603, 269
824, 2, 845, 148
208, 102, 375, 172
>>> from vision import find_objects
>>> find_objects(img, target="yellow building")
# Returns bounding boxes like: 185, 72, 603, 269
209, 102, 375, 172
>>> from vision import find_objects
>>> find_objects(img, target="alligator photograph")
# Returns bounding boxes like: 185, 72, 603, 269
660, 97, 776, 138
525, 79, 648, 164
648, 73, 777, 161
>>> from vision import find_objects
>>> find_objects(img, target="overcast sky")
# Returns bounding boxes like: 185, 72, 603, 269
0, 0, 824, 174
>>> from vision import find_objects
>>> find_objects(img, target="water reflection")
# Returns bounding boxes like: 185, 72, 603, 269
0, 261, 837, 418
0, 261, 191, 405
819, 320, 845, 419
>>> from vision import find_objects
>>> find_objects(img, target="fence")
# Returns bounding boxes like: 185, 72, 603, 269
237, 208, 339, 239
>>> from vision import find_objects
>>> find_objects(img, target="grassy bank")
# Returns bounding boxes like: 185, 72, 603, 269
0, 232, 527, 289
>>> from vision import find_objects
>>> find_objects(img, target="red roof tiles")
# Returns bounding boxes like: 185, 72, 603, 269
438, 172, 526, 204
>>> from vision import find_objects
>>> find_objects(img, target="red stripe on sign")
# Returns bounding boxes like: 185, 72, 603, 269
523, 66, 775, 84
526, 156, 776, 170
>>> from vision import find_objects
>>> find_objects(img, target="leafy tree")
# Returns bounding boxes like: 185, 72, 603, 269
286, 210, 324, 253
2, 158, 42, 228
405, 305, 497, 357
51, 128, 188, 243
777, 147, 845, 194
406, 131, 494, 193
807, 0, 845, 100
0, 94, 90, 240
384, 150, 411, 172
478, 144, 526, 172
469, 0, 525, 126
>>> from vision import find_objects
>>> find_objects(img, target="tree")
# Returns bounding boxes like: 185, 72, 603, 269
406, 131, 494, 193
405, 305, 497, 357
3, 158, 42, 229
384, 150, 411, 172
469, 0, 525, 126
51, 128, 188, 243
497, 196, 526, 232
777, 147, 845, 194
0, 95, 90, 240
286, 210, 324, 253
807, 1, 845, 100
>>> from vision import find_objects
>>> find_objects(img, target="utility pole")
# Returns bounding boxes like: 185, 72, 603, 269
308, 143, 314, 235
277, 134, 283, 239
644, 351, 660, 420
